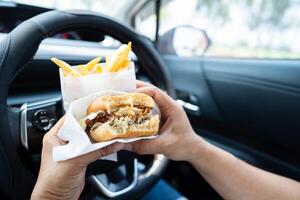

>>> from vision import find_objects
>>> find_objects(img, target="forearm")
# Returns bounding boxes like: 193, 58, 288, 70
188, 136, 300, 200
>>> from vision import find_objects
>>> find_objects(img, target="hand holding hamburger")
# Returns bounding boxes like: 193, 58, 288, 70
80, 93, 160, 142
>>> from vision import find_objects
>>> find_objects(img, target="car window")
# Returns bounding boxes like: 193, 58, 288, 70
134, 0, 156, 41
136, 0, 300, 59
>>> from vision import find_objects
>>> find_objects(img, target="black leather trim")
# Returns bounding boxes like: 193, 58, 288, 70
0, 34, 10, 69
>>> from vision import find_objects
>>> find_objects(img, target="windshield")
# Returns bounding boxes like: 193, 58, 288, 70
2, 0, 142, 24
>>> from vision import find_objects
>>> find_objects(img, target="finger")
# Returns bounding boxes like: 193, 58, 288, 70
136, 87, 178, 115
42, 116, 67, 148
123, 138, 162, 155
48, 116, 65, 136
42, 133, 67, 149
82, 142, 124, 164
136, 80, 154, 88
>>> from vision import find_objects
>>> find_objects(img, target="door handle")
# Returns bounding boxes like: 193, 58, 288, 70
177, 99, 201, 116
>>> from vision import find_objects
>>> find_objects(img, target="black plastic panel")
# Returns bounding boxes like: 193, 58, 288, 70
163, 55, 300, 180
203, 58, 300, 151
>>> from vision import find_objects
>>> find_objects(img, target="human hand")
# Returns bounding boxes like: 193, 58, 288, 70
31, 117, 124, 200
123, 81, 206, 162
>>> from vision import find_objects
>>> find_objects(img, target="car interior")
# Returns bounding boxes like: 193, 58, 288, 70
0, 0, 299, 199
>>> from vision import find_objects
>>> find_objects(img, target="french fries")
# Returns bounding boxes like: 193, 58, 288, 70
106, 55, 110, 63
51, 42, 132, 77
86, 57, 101, 71
51, 58, 81, 76
92, 63, 102, 74
77, 65, 90, 75
106, 42, 132, 72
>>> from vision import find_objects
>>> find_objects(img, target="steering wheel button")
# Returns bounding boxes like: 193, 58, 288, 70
32, 109, 56, 132
39, 116, 50, 126
41, 111, 48, 116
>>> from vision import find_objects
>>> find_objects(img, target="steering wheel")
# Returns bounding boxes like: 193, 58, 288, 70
0, 10, 176, 199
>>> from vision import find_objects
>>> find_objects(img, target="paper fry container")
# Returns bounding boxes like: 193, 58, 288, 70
52, 91, 158, 162
59, 62, 136, 111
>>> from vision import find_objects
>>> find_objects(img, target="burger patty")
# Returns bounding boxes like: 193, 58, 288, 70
85, 106, 151, 134
85, 111, 110, 134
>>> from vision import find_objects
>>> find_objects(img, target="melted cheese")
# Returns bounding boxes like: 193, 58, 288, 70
124, 97, 134, 107
105, 101, 111, 114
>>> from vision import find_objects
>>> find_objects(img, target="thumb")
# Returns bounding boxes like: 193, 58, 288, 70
80, 143, 124, 164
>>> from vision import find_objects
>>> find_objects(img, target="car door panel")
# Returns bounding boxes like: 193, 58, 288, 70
203, 58, 300, 150
162, 55, 222, 121
163, 55, 300, 180
203, 59, 300, 87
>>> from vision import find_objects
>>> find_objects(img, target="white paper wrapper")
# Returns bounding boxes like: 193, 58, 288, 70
60, 62, 136, 111
55, 62, 137, 162
53, 91, 158, 162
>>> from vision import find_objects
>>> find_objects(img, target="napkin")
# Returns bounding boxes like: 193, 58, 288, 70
52, 91, 157, 162
60, 62, 136, 111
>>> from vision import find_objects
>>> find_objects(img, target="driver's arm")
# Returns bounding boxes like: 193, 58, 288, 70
31, 118, 124, 200
124, 81, 300, 200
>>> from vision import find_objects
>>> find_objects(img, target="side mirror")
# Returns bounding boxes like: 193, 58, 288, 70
157, 25, 210, 57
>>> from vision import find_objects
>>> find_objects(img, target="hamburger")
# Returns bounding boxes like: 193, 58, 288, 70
80, 93, 160, 142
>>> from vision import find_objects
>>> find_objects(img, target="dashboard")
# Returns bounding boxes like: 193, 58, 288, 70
0, 2, 105, 41
0, 18, 78, 39
2, 34, 140, 106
